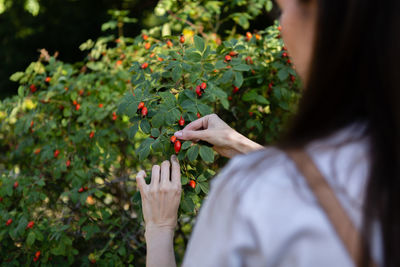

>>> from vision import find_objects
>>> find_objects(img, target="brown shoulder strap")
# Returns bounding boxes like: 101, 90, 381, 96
286, 149, 377, 267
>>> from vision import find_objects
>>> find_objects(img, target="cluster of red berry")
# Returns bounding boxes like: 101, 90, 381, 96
137, 101, 148, 117
195, 82, 207, 97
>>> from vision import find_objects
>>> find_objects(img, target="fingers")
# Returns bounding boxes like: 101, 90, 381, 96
170, 154, 181, 185
176, 129, 210, 142
136, 170, 147, 192
150, 165, 160, 187
160, 160, 171, 186
180, 116, 209, 131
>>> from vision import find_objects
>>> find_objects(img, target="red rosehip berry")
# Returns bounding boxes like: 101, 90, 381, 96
144, 42, 151, 50
200, 82, 207, 90
45, 77, 51, 83
90, 259, 96, 264
34, 148, 41, 155
66, 160, 71, 167
249, 111, 254, 116
75, 104, 81, 111
228, 96, 233, 101
0, 197, 3, 202
290, 75, 296, 82
35, 251, 41, 258
98, 103, 103, 108
73, 100, 77, 106
84, 186, 88, 191
246, 32, 252, 41
189, 180, 196, 189
178, 116, 185, 126
30, 84, 37, 93
54, 150, 60, 158
166, 40, 173, 48
13, 181, 18, 189
170, 136, 177, 143
142, 34, 148, 41
79, 89, 84, 96
158, 57, 164, 62
277, 25, 282, 31
26, 221, 35, 229
112, 112, 117, 121
89, 131, 95, 139
141, 62, 149, 69
245, 56, 253, 64
179, 35, 185, 44
224, 55, 232, 62
141, 106, 148, 117
197, 112, 201, 118
282, 52, 288, 58
195, 86, 202, 97
232, 85, 239, 94
174, 140, 181, 154
78, 187, 84, 193
229, 51, 238, 57
30, 121, 34, 128
287, 59, 292, 64
6, 219, 12, 226
137, 102, 145, 110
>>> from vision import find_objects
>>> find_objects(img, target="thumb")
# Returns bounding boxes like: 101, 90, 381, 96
136, 170, 147, 192
175, 129, 209, 142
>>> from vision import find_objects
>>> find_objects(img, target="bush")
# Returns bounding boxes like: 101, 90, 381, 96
0, 1, 300, 265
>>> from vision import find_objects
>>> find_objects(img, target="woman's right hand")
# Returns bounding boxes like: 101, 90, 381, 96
174, 114, 264, 158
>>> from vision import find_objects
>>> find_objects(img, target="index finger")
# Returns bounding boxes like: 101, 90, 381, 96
180, 116, 209, 132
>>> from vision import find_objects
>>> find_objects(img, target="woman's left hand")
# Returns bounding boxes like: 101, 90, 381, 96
136, 154, 182, 232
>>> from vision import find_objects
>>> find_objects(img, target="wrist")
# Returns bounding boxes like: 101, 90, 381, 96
231, 131, 263, 155
145, 225, 175, 241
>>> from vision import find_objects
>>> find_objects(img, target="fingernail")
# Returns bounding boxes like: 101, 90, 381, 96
174, 131, 183, 137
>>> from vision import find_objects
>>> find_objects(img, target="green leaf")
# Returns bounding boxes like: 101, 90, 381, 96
199, 146, 214, 163
186, 145, 199, 162
187, 52, 202, 62
140, 120, 151, 134
181, 193, 195, 213
277, 68, 289, 81
182, 141, 192, 150
198, 182, 209, 194
242, 91, 258, 101
152, 112, 165, 128
172, 65, 182, 82
233, 64, 251, 72
234, 72, 244, 87
10, 72, 25, 82
151, 128, 160, 138
128, 124, 139, 139
194, 35, 205, 53
26, 231, 36, 246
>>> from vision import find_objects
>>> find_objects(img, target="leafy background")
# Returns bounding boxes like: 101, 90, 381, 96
0, 0, 300, 265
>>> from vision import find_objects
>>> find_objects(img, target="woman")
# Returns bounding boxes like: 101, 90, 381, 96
136, 0, 400, 266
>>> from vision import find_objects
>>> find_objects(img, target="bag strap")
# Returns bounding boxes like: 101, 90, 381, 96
286, 149, 377, 267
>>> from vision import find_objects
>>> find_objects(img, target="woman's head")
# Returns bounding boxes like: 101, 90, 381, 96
277, 0, 400, 266
276, 0, 317, 84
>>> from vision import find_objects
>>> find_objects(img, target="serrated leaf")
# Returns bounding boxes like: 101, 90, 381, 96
128, 124, 139, 139
199, 146, 214, 163
182, 141, 192, 150
233, 64, 250, 72
187, 145, 199, 162
194, 35, 205, 53
277, 68, 289, 81
172, 65, 182, 82
26, 231, 36, 246
140, 120, 151, 134
187, 52, 202, 62
152, 113, 165, 128
234, 71, 244, 87
150, 128, 160, 137
10, 72, 25, 82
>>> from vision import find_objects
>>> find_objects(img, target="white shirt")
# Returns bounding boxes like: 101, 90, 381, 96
182, 123, 382, 267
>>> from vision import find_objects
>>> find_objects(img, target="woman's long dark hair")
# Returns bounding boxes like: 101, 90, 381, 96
278, 0, 400, 266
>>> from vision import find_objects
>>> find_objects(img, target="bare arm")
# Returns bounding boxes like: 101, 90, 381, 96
136, 155, 182, 267
174, 114, 264, 158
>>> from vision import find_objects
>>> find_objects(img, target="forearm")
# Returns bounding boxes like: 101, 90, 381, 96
145, 227, 176, 267
231, 132, 264, 155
